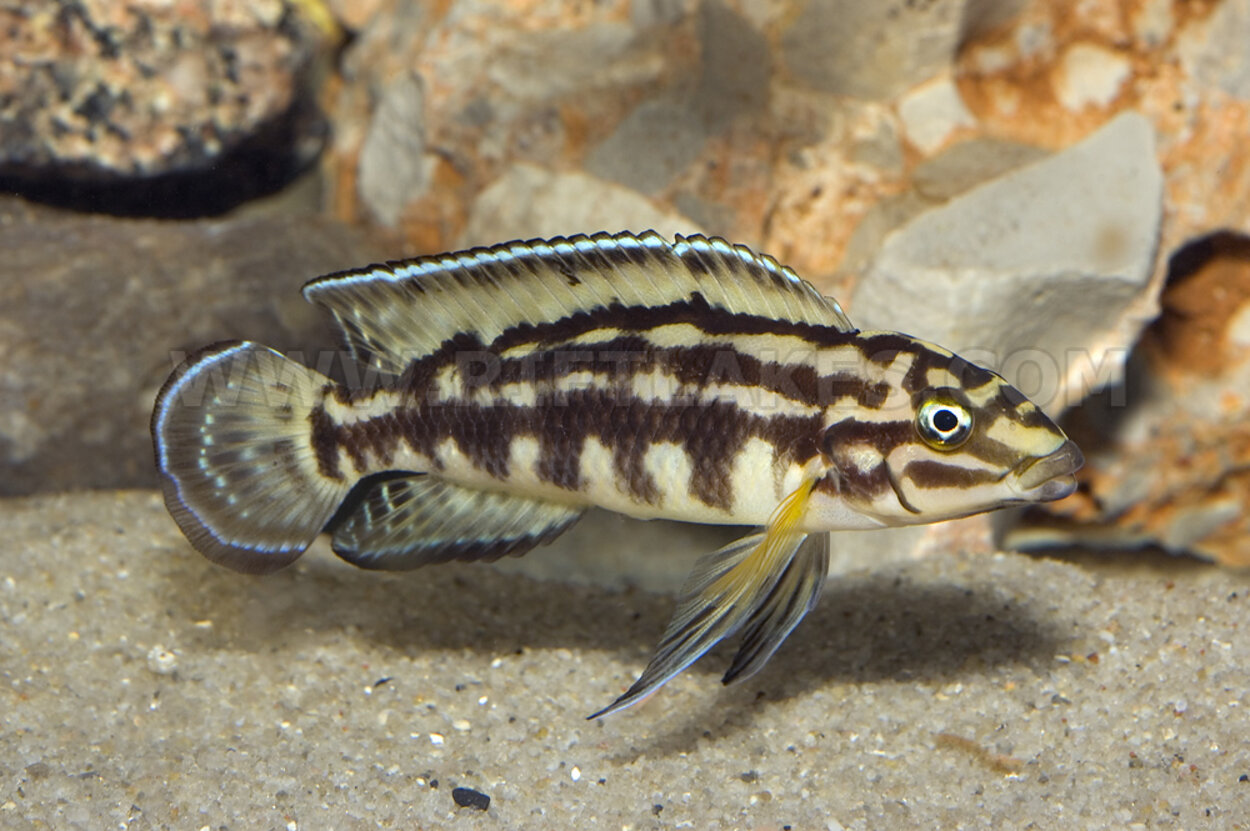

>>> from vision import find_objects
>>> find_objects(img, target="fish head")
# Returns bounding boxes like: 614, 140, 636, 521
809, 333, 1083, 528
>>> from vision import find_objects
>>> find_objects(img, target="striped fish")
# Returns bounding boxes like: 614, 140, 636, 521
151, 231, 1083, 718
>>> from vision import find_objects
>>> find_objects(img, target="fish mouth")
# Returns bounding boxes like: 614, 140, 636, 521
1012, 440, 1084, 501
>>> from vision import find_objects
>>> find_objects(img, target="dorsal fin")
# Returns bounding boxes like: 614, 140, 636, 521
303, 231, 854, 376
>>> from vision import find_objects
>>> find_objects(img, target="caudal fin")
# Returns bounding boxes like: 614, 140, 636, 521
152, 341, 352, 573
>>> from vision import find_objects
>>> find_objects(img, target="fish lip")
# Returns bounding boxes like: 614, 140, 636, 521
1012, 440, 1084, 501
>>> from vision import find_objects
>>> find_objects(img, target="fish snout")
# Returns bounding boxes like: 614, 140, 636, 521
1013, 440, 1084, 502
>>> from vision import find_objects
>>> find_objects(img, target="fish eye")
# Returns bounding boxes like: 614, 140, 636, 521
916, 394, 972, 450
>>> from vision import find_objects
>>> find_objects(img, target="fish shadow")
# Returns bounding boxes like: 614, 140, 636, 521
166, 545, 1063, 736
615, 570, 1069, 759
762, 571, 1066, 688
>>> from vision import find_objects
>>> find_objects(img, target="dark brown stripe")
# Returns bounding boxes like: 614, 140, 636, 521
612, 433, 660, 504
445, 402, 515, 480
857, 332, 997, 394
327, 390, 823, 512
963, 434, 1025, 469
408, 330, 895, 416
403, 331, 487, 397
946, 355, 997, 391
817, 460, 892, 501
821, 418, 916, 459
885, 463, 922, 514
327, 374, 1041, 500
308, 403, 344, 480
501, 293, 852, 349
902, 461, 1001, 489
535, 397, 586, 492
487, 337, 834, 407
987, 389, 1055, 430
394, 296, 861, 400
858, 332, 915, 368
822, 412, 1029, 471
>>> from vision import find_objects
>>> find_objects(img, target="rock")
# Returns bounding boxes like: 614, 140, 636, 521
586, 0, 771, 195
1011, 233, 1250, 568
955, 1, 1250, 259
322, 0, 1250, 296
897, 76, 977, 155
839, 135, 1050, 279
0, 1, 328, 182
0, 198, 383, 496
12, 0, 1250, 572
910, 138, 1049, 201
357, 72, 433, 227
1052, 43, 1132, 113
778, 0, 1024, 101
1177, 0, 1250, 99
451, 786, 490, 811
334, 0, 693, 241
459, 164, 698, 247
849, 113, 1164, 414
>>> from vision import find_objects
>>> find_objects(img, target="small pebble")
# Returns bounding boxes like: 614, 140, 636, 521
429, 733, 445, 746
570, 766, 581, 781
146, 645, 178, 675
452, 786, 490, 811
453, 718, 471, 731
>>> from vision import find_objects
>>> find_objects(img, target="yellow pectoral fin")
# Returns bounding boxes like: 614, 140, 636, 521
589, 478, 823, 719
709, 476, 816, 603
722, 531, 830, 685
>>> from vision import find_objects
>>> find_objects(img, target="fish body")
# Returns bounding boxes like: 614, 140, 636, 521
152, 231, 1082, 717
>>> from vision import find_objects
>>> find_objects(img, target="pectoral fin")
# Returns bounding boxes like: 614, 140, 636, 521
590, 478, 818, 719
330, 475, 583, 569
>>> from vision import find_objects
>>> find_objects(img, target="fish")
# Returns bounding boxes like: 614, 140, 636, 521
151, 231, 1083, 718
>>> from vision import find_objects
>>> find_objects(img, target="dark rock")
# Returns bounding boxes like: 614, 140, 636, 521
0, 1, 324, 178
452, 786, 490, 811
0, 197, 384, 495
0, 1, 330, 216
1012, 231, 1250, 567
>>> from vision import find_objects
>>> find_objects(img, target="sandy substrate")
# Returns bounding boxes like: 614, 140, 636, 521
1, 491, 1247, 829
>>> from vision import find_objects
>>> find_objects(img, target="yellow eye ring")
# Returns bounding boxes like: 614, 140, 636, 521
916, 395, 973, 450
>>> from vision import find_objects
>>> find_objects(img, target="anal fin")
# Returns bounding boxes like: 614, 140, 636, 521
329, 475, 583, 569
590, 478, 822, 719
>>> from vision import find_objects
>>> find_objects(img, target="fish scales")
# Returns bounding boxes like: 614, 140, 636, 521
152, 230, 1083, 718
310, 314, 860, 524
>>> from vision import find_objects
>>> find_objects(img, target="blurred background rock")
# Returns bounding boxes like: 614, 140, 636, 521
4, 4, 1250, 827
2, 0, 1250, 571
